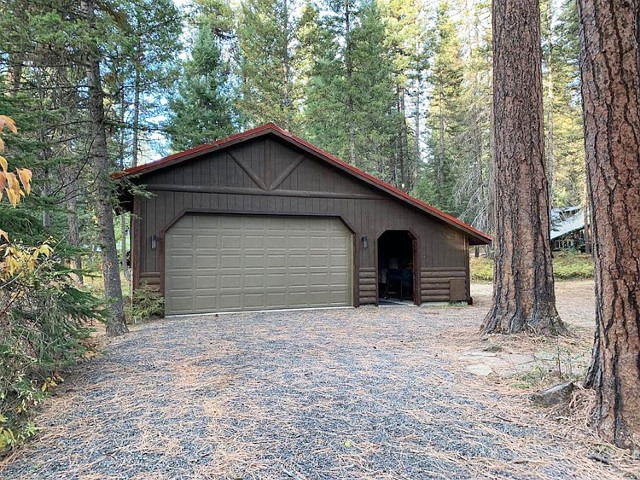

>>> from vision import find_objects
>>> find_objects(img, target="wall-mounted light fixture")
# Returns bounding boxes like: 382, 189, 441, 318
150, 234, 158, 250
361, 235, 369, 249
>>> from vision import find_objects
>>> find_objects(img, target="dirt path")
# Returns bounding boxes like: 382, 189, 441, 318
1, 281, 635, 479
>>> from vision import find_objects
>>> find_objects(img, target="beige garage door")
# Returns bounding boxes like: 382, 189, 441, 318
165, 215, 353, 315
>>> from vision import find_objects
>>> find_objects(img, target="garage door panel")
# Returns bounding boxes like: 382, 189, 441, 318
168, 234, 194, 249
168, 254, 193, 269
168, 274, 193, 289
165, 215, 352, 315
220, 273, 242, 288
244, 274, 264, 288
288, 235, 308, 248
267, 254, 286, 267
245, 236, 264, 248
309, 272, 329, 285
196, 275, 217, 289
309, 255, 329, 267
170, 296, 194, 312
221, 235, 242, 249
330, 292, 350, 304
266, 273, 286, 286
289, 255, 309, 267
221, 216, 243, 228
330, 237, 350, 249
330, 254, 349, 267
220, 294, 242, 309
309, 238, 329, 249
244, 255, 265, 268
330, 271, 349, 284
195, 297, 216, 310
265, 232, 287, 250
244, 294, 265, 308
195, 254, 218, 268
221, 255, 242, 268
266, 293, 286, 304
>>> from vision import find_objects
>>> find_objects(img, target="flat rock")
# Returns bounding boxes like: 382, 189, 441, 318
530, 382, 575, 407
464, 351, 498, 358
466, 364, 493, 376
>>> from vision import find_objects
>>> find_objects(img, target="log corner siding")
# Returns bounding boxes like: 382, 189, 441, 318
114, 123, 491, 314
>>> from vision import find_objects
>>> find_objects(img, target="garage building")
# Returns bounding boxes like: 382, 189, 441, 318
115, 123, 491, 316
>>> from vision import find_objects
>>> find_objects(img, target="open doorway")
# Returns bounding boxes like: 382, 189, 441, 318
377, 230, 416, 305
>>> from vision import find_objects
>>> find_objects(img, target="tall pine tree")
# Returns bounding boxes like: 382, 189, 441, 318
416, 1, 466, 216
236, 0, 299, 129
168, 25, 235, 151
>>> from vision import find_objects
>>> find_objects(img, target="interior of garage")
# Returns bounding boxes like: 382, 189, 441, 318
377, 230, 415, 304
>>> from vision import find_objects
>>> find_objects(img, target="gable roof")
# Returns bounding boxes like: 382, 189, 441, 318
113, 123, 492, 245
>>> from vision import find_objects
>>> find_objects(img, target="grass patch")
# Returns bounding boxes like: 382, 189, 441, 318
469, 257, 494, 281
553, 253, 595, 279
470, 252, 594, 282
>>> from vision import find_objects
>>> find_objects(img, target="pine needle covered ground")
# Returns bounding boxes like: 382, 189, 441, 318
1, 282, 637, 479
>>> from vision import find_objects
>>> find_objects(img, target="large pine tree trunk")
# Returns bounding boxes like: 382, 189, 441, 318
577, 0, 640, 449
82, 0, 128, 337
482, 0, 565, 335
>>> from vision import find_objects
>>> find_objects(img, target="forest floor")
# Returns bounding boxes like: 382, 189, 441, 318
1, 281, 638, 479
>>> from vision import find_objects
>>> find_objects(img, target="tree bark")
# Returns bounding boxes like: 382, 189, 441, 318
482, 0, 565, 335
577, 0, 640, 450
582, 182, 591, 254
63, 165, 83, 285
82, 0, 128, 337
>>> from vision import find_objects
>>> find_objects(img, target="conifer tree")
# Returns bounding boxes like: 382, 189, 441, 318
416, 1, 466, 215
545, 0, 584, 208
455, 0, 493, 233
168, 25, 235, 151
577, 0, 640, 449
379, 0, 426, 190
236, 0, 299, 129
483, 0, 565, 335
350, 1, 401, 178
304, 1, 399, 183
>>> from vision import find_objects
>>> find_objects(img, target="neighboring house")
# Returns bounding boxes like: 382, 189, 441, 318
114, 124, 491, 316
550, 206, 588, 251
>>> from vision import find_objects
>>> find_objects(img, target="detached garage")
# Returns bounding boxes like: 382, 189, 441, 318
115, 123, 491, 316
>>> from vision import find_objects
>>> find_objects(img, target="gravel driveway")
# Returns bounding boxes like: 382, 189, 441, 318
0, 283, 628, 479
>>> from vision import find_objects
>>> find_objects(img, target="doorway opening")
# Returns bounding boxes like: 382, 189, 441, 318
377, 230, 416, 305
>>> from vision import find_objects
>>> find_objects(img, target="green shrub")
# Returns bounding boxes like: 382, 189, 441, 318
0, 247, 102, 453
126, 283, 164, 324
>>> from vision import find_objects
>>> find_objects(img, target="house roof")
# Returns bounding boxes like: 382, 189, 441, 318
551, 208, 585, 240
113, 123, 492, 245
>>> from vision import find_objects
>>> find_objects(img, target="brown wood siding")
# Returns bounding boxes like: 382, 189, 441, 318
135, 136, 468, 303
420, 267, 467, 303
358, 267, 377, 305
